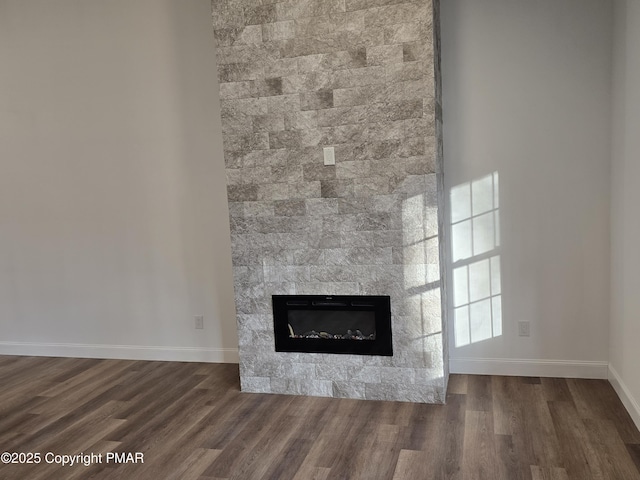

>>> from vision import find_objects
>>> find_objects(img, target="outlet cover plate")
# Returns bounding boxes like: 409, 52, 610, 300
518, 321, 530, 337
323, 146, 335, 166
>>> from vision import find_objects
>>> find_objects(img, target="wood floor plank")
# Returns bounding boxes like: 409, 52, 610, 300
400, 402, 444, 451
567, 378, 640, 443
3, 391, 126, 453
370, 399, 414, 428
105, 372, 206, 444
309, 400, 382, 478
200, 394, 294, 477
530, 466, 569, 480
466, 375, 493, 412
0, 360, 61, 407
443, 393, 466, 479
0, 356, 60, 386
0, 397, 51, 438
45, 358, 104, 385
547, 400, 607, 480
257, 437, 314, 480
447, 374, 468, 395
401, 401, 449, 479
204, 395, 330, 479
629, 444, 640, 473
540, 377, 573, 402
161, 389, 250, 455
527, 384, 563, 467
108, 392, 216, 479
42, 359, 133, 397
4, 383, 126, 445
492, 376, 513, 435
105, 362, 183, 408
36, 401, 125, 453
291, 465, 331, 480
29, 362, 136, 417
351, 423, 403, 480
166, 448, 222, 480
461, 410, 500, 480
583, 418, 640, 480
522, 377, 542, 385
1, 357, 639, 480
64, 441, 122, 480
392, 449, 429, 480
505, 377, 537, 469
301, 398, 366, 469
496, 434, 530, 480
0, 403, 126, 480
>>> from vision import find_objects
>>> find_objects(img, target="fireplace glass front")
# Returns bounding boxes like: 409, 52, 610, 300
272, 295, 392, 356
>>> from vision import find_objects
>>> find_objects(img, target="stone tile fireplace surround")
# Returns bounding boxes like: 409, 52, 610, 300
212, 0, 448, 403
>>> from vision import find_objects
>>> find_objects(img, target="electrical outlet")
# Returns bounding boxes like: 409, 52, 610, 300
518, 321, 530, 337
195, 315, 204, 330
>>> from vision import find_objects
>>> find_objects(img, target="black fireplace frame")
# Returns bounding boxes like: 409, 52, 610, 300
272, 295, 393, 356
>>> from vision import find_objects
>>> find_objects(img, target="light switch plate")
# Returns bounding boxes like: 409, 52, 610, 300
323, 146, 335, 166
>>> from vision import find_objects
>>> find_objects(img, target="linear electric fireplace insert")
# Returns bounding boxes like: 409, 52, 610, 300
272, 295, 392, 356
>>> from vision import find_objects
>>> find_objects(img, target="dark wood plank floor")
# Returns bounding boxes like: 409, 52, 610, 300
1, 356, 639, 480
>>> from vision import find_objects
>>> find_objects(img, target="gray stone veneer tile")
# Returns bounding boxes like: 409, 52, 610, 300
298, 49, 368, 73
263, 266, 310, 283
347, 365, 381, 383
255, 78, 283, 97
216, 44, 280, 66
219, 81, 257, 100
292, 248, 324, 265
294, 11, 365, 38
261, 20, 296, 41
305, 198, 339, 215
264, 58, 299, 78
300, 90, 334, 111
280, 30, 385, 59
295, 282, 360, 295
276, 0, 346, 21
364, 3, 431, 27
227, 185, 258, 202
364, 383, 442, 403
215, 0, 446, 404
270, 378, 334, 397
267, 94, 301, 114
366, 44, 404, 66
274, 199, 306, 216
333, 381, 366, 399
383, 22, 431, 43
289, 181, 322, 199
403, 42, 434, 63
315, 364, 348, 381
241, 376, 271, 393
221, 97, 268, 116
244, 5, 277, 26
309, 265, 361, 282
253, 114, 285, 133
284, 111, 318, 130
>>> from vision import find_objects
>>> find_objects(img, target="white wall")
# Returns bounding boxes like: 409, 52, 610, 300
0, 0, 238, 362
441, 0, 612, 377
610, 0, 640, 428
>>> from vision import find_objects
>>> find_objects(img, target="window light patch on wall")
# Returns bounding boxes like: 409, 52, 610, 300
451, 172, 502, 347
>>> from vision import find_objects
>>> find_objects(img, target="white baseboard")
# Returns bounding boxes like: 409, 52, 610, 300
449, 357, 609, 379
608, 364, 640, 431
0, 341, 239, 364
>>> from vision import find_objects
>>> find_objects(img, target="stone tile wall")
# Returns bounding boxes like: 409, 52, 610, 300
212, 0, 448, 403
